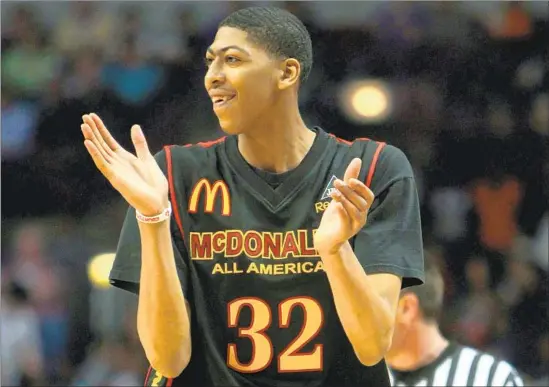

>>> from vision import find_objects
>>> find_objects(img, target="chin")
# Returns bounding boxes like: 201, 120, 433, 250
217, 118, 244, 136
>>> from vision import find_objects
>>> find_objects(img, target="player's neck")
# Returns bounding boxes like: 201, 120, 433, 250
237, 103, 315, 174
387, 322, 448, 372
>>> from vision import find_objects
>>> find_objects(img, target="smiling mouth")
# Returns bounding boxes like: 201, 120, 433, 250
213, 95, 236, 108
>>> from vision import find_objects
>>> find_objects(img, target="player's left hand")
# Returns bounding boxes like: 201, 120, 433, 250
314, 158, 375, 255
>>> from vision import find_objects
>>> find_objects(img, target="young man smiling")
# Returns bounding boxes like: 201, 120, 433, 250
81, 6, 424, 387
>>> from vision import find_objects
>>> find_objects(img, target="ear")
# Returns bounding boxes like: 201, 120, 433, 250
398, 293, 420, 324
278, 58, 301, 90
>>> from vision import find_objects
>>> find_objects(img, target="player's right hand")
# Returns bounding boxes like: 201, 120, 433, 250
81, 113, 169, 217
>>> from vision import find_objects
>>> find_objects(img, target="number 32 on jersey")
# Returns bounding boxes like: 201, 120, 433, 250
227, 296, 324, 373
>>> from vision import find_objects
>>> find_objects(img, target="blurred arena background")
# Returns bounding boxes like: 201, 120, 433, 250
1, 1, 548, 386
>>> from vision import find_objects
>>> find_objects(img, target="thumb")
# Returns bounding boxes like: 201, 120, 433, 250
343, 158, 362, 183
131, 125, 150, 160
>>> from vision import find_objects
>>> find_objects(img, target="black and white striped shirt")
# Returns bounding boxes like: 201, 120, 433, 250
389, 342, 524, 386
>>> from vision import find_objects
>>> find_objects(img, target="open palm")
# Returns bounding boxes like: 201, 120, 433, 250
81, 113, 169, 217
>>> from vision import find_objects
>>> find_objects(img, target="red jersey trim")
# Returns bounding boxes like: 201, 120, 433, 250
164, 146, 185, 239
366, 142, 386, 188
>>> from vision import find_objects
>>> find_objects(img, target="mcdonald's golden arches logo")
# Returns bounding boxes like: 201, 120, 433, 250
188, 178, 231, 216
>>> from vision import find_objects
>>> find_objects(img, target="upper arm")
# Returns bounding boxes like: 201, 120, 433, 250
354, 145, 425, 289
109, 149, 191, 297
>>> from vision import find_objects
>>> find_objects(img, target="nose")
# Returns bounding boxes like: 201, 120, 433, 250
205, 64, 226, 90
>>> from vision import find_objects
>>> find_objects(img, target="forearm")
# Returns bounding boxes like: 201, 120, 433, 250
137, 220, 191, 377
320, 242, 394, 365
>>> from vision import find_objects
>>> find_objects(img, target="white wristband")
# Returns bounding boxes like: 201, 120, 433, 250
135, 203, 172, 224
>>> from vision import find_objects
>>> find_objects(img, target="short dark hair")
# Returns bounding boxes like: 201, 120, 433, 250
401, 251, 445, 322
218, 6, 313, 83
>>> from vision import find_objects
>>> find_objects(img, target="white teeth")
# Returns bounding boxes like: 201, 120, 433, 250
214, 96, 232, 104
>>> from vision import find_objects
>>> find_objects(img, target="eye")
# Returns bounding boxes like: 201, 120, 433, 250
225, 55, 240, 64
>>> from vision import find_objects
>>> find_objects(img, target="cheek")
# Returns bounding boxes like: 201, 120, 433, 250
392, 321, 403, 337
391, 320, 410, 344
235, 69, 276, 105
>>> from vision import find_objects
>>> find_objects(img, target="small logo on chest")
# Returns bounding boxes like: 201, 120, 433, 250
315, 175, 337, 213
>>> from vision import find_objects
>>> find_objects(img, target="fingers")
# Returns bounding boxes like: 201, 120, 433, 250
348, 178, 375, 204
81, 123, 112, 163
82, 114, 115, 160
343, 158, 362, 183
333, 178, 371, 212
330, 189, 363, 224
83, 140, 113, 180
90, 113, 121, 152
331, 175, 375, 227
131, 125, 151, 160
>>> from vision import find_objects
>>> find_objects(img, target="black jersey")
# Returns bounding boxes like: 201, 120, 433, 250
110, 127, 424, 387
389, 342, 525, 387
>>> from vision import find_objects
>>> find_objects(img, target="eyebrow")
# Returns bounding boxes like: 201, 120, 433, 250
206, 45, 251, 56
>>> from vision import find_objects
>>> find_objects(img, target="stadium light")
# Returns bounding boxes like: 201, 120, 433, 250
87, 253, 116, 289
338, 79, 393, 124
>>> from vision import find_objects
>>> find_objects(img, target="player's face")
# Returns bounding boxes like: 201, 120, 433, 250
204, 27, 282, 135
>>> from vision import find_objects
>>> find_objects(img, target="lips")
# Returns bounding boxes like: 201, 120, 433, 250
212, 95, 235, 107
209, 89, 236, 110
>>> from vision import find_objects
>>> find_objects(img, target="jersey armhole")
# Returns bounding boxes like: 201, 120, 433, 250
164, 145, 185, 242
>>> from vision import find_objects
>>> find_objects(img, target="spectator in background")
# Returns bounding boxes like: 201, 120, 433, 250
452, 256, 501, 349
1, 87, 40, 161
428, 187, 473, 247
70, 307, 145, 387
53, 2, 114, 59
1, 5, 36, 50
497, 258, 548, 376
102, 37, 165, 106
61, 49, 105, 100
4, 223, 69, 384
70, 338, 143, 387
471, 175, 523, 254
1, 23, 61, 100
1, 281, 45, 387
114, 6, 184, 64
487, 1, 533, 40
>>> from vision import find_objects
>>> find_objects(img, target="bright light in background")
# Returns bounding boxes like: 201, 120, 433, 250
87, 253, 116, 289
338, 79, 393, 124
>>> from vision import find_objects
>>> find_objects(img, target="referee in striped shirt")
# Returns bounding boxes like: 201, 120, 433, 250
386, 253, 524, 387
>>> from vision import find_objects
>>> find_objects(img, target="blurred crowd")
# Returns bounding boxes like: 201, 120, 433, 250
1, 1, 548, 386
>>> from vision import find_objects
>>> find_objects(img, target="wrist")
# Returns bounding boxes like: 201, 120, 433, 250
136, 201, 171, 224
138, 216, 171, 233
317, 241, 350, 258
139, 197, 170, 217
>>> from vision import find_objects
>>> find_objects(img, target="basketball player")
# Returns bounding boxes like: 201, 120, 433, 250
386, 254, 524, 386
81, 6, 424, 387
